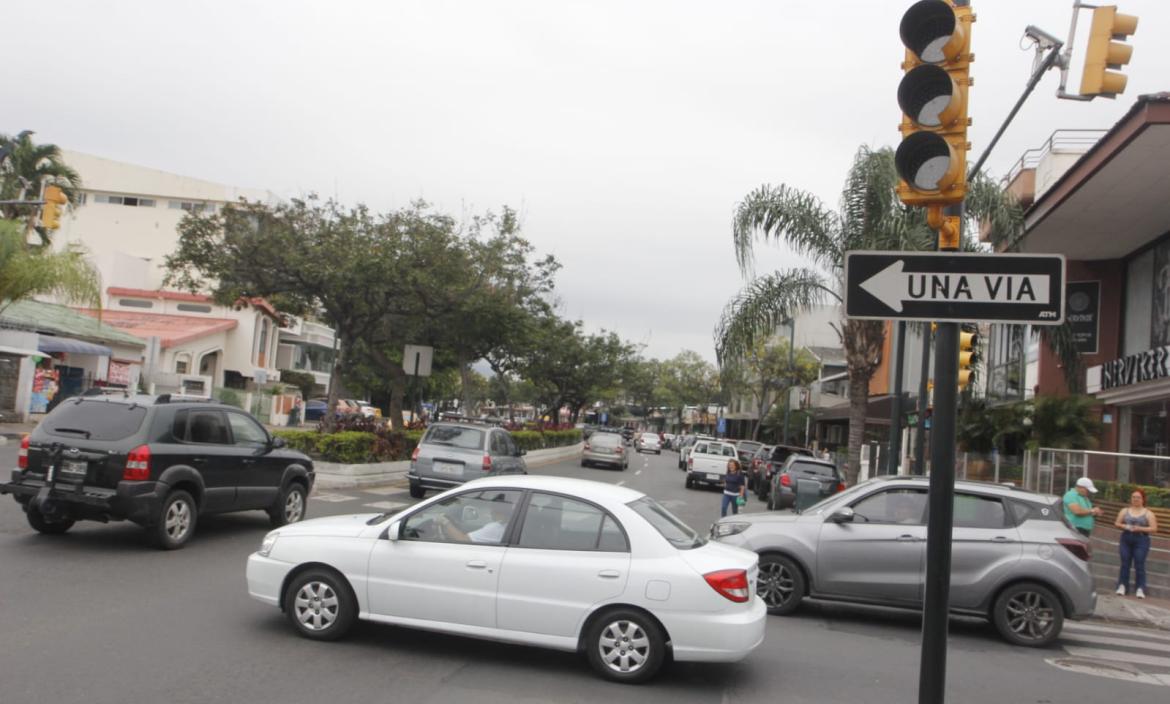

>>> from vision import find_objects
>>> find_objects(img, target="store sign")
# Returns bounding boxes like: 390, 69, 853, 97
107, 360, 131, 386
1099, 345, 1170, 390
1066, 281, 1100, 355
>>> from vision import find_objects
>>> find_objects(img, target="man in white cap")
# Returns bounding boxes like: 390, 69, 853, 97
1063, 477, 1103, 537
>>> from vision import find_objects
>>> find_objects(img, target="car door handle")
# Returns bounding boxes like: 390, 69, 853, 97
598, 570, 622, 579
466, 560, 488, 570
992, 536, 1014, 542
190, 458, 207, 465
241, 458, 256, 465
897, 534, 922, 542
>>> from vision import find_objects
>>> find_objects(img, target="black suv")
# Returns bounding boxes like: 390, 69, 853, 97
0, 394, 314, 549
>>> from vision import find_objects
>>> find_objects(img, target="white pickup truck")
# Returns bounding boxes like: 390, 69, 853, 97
685, 440, 738, 489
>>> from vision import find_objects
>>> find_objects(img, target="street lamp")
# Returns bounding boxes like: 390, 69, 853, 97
782, 318, 795, 445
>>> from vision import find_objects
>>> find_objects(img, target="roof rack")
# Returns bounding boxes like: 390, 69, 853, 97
154, 394, 221, 405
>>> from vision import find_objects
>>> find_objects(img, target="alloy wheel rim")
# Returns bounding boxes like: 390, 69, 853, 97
294, 582, 339, 631
1004, 590, 1055, 642
758, 561, 794, 608
285, 490, 304, 522
165, 499, 191, 540
598, 620, 650, 674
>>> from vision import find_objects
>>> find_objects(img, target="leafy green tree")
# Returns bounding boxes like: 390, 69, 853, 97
1030, 395, 1102, 450
722, 339, 820, 440
278, 369, 317, 400
0, 132, 83, 244
716, 146, 1021, 484
659, 350, 720, 431
0, 219, 100, 313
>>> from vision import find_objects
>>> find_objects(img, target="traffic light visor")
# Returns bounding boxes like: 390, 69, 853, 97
900, 0, 963, 63
898, 64, 961, 128
895, 132, 960, 192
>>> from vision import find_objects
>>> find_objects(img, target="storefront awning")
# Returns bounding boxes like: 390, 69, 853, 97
37, 335, 112, 357
0, 344, 43, 357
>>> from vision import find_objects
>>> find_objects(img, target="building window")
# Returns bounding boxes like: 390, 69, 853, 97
74, 193, 87, 206
176, 303, 212, 314
176, 359, 189, 374
168, 200, 213, 213
256, 319, 270, 368
94, 194, 155, 207
986, 324, 1026, 402
118, 298, 153, 309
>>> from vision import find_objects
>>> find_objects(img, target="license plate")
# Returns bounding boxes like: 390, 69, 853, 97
707, 473, 721, 481
432, 462, 461, 476
61, 460, 87, 477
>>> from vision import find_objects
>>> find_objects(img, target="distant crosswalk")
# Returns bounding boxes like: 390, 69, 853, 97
310, 488, 417, 514
1049, 621, 1170, 686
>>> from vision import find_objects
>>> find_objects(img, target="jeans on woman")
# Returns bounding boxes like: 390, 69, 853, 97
721, 493, 739, 517
1118, 531, 1151, 591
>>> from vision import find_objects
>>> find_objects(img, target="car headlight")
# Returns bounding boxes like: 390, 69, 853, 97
711, 522, 751, 539
258, 532, 279, 557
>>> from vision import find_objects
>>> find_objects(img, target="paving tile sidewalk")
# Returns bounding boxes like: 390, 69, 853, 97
1092, 592, 1170, 631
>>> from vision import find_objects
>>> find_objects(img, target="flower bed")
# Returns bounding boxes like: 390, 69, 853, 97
274, 426, 582, 463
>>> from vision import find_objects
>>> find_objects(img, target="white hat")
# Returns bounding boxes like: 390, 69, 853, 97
1076, 477, 1098, 493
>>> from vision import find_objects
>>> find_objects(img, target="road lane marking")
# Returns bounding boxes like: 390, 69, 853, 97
311, 493, 356, 502
1063, 646, 1170, 669
1045, 657, 1167, 686
1061, 632, 1170, 653
635, 470, 642, 476
1064, 621, 1170, 644
617, 481, 626, 486
363, 486, 408, 496
363, 501, 408, 511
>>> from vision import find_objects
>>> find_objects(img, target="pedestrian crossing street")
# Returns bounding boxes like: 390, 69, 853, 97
1049, 621, 1170, 686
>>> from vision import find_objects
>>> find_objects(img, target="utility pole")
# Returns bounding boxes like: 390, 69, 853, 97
887, 321, 907, 475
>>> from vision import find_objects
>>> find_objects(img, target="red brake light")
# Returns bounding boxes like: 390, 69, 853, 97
780, 473, 792, 487
18, 434, 29, 469
616, 445, 623, 453
687, 457, 693, 468
123, 445, 151, 481
836, 482, 846, 493
411, 446, 420, 462
1057, 537, 1091, 561
584, 442, 591, 451
704, 569, 750, 603
482, 454, 492, 472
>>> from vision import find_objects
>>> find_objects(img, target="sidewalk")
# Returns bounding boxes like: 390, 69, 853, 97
1092, 592, 1170, 631
0, 420, 36, 443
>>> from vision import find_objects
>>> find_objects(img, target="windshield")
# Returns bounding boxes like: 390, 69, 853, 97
789, 461, 838, 478
590, 433, 620, 446
738, 442, 762, 453
628, 496, 706, 550
423, 425, 485, 450
43, 399, 148, 441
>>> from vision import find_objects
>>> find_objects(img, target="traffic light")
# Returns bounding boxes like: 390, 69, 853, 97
896, 0, 974, 208
958, 326, 980, 391
40, 184, 68, 230
1080, 5, 1138, 98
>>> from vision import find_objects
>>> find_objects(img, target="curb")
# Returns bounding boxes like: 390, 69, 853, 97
1089, 595, 1170, 632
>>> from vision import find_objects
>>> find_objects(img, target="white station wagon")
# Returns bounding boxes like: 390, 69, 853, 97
247, 475, 766, 683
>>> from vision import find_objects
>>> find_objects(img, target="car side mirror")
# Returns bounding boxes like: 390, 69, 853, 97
382, 520, 401, 541
828, 507, 855, 524
516, 448, 527, 457
270, 436, 287, 449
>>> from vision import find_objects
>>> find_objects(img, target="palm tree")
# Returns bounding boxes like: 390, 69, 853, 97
0, 219, 101, 314
715, 146, 1021, 485
0, 132, 83, 244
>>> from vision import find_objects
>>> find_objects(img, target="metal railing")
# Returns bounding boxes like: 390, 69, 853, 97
1003, 129, 1107, 185
1023, 447, 1170, 495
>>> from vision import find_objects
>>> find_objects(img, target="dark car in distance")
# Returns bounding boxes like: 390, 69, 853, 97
756, 444, 817, 500
0, 394, 314, 549
767, 456, 846, 511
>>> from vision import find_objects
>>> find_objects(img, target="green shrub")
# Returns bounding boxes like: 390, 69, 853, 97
273, 430, 319, 455
214, 388, 243, 409
507, 429, 582, 452
1098, 480, 1170, 508
316, 431, 376, 463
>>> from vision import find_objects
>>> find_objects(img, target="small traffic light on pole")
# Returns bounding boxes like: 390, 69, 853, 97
957, 326, 980, 391
40, 185, 68, 230
895, 0, 974, 212
1080, 5, 1138, 98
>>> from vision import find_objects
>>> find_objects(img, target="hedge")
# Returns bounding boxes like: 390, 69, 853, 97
1097, 480, 1170, 508
273, 428, 579, 463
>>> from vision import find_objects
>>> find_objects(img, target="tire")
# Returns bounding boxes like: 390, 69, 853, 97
581, 460, 588, 468
151, 490, 197, 550
283, 568, 357, 641
409, 481, 425, 499
270, 483, 308, 527
685, 476, 694, 489
585, 608, 666, 683
655, 450, 661, 455
757, 554, 805, 615
27, 506, 74, 535
992, 582, 1064, 647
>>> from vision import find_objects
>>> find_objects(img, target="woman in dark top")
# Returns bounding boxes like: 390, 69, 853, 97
721, 459, 746, 517
1114, 489, 1159, 599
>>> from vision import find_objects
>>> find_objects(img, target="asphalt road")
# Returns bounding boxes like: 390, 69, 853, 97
0, 442, 1165, 704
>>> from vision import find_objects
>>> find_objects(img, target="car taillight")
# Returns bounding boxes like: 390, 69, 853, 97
482, 454, 492, 472
1057, 537, 1092, 561
616, 445, 623, 453
687, 457, 693, 468
584, 442, 591, 451
411, 446, 420, 462
780, 473, 791, 487
836, 482, 846, 493
123, 445, 151, 481
18, 434, 29, 469
704, 569, 750, 603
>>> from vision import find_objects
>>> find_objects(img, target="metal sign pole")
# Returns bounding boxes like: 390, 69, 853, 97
887, 321, 907, 474
408, 353, 420, 425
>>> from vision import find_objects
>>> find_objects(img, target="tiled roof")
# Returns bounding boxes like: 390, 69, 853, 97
75, 310, 237, 349
0, 299, 146, 348
107, 287, 213, 303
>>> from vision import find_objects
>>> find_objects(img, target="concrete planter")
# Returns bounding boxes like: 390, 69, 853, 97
313, 442, 585, 490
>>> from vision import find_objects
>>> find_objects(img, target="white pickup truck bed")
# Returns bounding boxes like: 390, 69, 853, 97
685, 440, 738, 489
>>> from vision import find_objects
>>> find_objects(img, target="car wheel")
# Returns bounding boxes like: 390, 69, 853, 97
685, 476, 694, 489
284, 568, 357, 641
993, 582, 1064, 647
409, 482, 425, 499
151, 490, 197, 550
270, 483, 307, 527
585, 609, 666, 684
758, 554, 804, 615
26, 507, 74, 535
581, 460, 588, 468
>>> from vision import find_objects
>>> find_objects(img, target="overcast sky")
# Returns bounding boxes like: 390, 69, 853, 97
9, 0, 1169, 362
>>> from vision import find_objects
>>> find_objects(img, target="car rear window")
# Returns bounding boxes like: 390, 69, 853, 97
628, 496, 706, 550
738, 442, 762, 454
424, 425, 485, 450
42, 399, 148, 441
591, 433, 620, 446
788, 461, 838, 478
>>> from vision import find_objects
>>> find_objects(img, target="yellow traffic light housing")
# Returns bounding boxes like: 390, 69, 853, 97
957, 328, 979, 391
1080, 6, 1138, 98
896, 0, 974, 208
40, 184, 68, 231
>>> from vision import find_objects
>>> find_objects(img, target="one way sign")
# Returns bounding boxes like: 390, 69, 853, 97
845, 251, 1066, 325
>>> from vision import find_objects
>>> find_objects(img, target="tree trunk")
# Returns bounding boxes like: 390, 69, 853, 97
458, 355, 473, 415
322, 334, 347, 433
387, 366, 407, 431
845, 372, 871, 486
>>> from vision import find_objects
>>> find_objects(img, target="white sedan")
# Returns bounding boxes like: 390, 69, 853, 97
246, 475, 765, 683
636, 432, 662, 454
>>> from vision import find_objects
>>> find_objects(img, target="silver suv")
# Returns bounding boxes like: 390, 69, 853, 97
711, 476, 1096, 647
408, 423, 527, 499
